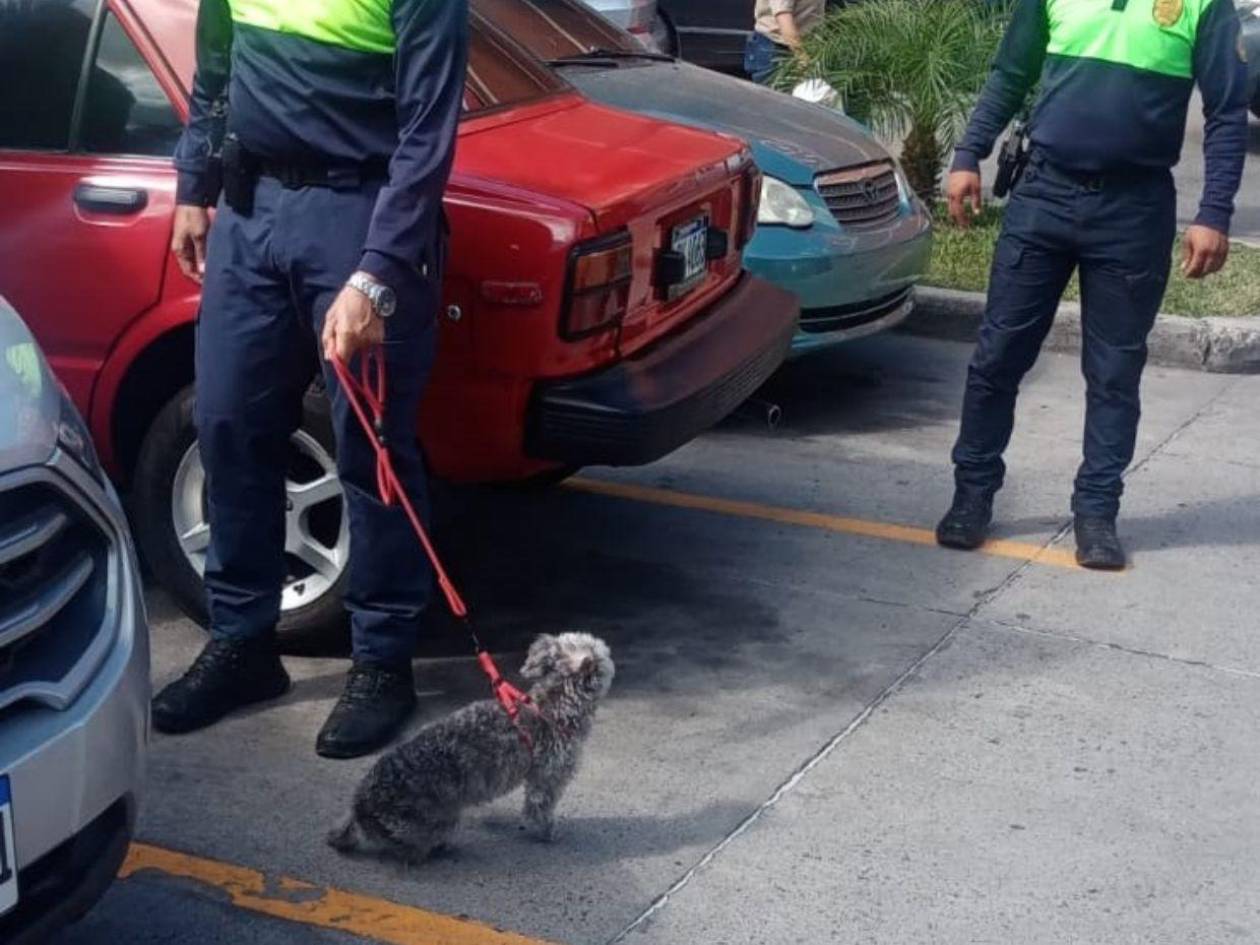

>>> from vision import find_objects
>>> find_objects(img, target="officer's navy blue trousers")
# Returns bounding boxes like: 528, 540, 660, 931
196, 176, 436, 664
952, 155, 1177, 519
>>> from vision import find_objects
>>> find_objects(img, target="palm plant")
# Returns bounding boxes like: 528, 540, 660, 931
778, 0, 1008, 200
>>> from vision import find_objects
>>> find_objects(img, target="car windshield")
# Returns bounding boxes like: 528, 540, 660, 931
470, 0, 653, 64
465, 12, 571, 113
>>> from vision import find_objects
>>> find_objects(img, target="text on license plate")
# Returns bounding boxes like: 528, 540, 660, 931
670, 216, 709, 296
0, 777, 16, 917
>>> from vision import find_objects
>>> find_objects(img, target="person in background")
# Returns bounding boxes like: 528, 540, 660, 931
745, 0, 825, 85
935, 0, 1247, 570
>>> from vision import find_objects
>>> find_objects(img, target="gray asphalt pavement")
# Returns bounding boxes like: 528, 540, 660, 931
58, 331, 1260, 945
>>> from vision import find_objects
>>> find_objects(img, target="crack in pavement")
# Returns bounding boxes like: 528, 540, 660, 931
1123, 376, 1239, 483
982, 616, 1260, 682
605, 532, 1061, 943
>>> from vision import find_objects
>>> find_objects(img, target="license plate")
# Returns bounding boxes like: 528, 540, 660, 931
669, 216, 709, 299
0, 777, 16, 917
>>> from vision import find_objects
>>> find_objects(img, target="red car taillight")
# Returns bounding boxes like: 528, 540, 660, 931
560, 231, 633, 340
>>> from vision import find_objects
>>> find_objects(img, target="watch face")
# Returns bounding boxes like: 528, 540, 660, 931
378, 287, 397, 318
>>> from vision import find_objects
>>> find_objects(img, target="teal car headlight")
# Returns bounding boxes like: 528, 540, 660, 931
57, 387, 106, 486
892, 162, 915, 206
758, 176, 815, 228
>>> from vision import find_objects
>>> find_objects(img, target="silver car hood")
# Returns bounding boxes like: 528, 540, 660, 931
0, 296, 59, 471
565, 60, 891, 186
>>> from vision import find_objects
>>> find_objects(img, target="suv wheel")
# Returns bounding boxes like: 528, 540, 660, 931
131, 385, 349, 642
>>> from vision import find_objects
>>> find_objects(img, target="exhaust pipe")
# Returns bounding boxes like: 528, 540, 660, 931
733, 396, 783, 431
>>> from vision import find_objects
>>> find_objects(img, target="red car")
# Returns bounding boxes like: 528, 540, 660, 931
0, 0, 797, 635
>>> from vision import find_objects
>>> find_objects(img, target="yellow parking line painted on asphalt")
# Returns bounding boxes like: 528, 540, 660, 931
566, 477, 1085, 571
120, 843, 558, 945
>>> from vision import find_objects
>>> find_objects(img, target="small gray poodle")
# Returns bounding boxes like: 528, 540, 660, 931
328, 632, 614, 862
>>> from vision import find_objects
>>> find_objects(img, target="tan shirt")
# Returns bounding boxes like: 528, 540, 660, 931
754, 0, 826, 45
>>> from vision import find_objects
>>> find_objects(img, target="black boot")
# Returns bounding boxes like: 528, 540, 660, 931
316, 661, 417, 760
152, 637, 290, 735
1074, 516, 1126, 570
935, 492, 993, 550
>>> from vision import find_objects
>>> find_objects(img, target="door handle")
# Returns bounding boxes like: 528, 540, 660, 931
73, 184, 148, 215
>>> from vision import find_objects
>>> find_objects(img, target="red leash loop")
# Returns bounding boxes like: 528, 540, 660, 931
331, 348, 535, 745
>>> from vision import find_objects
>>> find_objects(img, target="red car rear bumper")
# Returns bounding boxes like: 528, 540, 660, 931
526, 274, 798, 467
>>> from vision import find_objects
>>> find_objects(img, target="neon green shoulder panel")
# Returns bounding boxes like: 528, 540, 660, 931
230, 0, 395, 54
1046, 0, 1209, 78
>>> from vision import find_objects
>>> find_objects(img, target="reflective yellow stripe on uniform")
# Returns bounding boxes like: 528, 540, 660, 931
229, 0, 396, 55
1046, 0, 1208, 78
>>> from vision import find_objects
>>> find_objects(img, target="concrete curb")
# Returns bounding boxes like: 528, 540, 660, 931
902, 286, 1260, 374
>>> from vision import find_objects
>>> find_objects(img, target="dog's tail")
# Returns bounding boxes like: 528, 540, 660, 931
326, 814, 364, 853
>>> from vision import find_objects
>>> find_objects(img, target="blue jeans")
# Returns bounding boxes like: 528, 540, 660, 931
951, 154, 1176, 519
744, 32, 788, 85
197, 175, 438, 663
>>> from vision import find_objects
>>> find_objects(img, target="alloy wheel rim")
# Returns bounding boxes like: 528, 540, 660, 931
170, 431, 349, 613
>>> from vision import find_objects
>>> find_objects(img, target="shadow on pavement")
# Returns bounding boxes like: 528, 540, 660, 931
738, 334, 966, 439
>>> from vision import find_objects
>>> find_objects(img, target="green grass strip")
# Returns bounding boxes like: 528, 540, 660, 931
925, 205, 1260, 318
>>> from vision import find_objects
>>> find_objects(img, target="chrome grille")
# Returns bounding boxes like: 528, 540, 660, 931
0, 482, 110, 707
815, 163, 902, 228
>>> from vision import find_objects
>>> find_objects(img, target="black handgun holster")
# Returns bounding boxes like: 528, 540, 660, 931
221, 134, 257, 217
993, 121, 1030, 200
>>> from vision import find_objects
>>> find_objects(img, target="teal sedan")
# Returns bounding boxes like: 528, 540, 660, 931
567, 61, 933, 354
480, 0, 933, 354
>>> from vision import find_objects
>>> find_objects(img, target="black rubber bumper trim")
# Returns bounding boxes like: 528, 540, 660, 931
2, 797, 135, 945
527, 274, 799, 467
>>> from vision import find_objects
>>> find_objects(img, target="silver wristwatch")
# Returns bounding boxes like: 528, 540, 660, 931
347, 272, 397, 319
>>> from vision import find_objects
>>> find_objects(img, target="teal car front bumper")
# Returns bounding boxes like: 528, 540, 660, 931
744, 183, 934, 355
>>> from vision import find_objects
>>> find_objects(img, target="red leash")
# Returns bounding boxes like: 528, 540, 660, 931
330, 348, 535, 745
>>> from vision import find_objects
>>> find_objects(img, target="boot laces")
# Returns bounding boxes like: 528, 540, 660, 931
949, 495, 990, 518
339, 665, 408, 708
1077, 517, 1118, 541
181, 639, 257, 689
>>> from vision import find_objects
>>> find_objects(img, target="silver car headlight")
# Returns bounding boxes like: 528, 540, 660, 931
758, 176, 815, 228
57, 387, 106, 487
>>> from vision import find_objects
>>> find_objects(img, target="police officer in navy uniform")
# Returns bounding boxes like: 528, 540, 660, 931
935, 0, 1247, 569
151, 0, 468, 758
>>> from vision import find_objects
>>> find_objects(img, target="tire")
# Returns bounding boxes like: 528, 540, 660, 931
130, 385, 350, 644
510, 465, 580, 491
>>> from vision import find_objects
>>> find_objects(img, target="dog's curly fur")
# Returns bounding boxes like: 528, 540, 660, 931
327, 633, 614, 862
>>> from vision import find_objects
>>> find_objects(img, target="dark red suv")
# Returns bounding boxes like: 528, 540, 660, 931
0, 0, 797, 636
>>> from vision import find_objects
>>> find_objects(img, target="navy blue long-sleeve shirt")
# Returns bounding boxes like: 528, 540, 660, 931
954, 0, 1248, 233
174, 0, 469, 288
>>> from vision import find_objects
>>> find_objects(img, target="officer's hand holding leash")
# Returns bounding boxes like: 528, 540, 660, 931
322, 274, 389, 364
1181, 225, 1230, 280
171, 206, 211, 284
